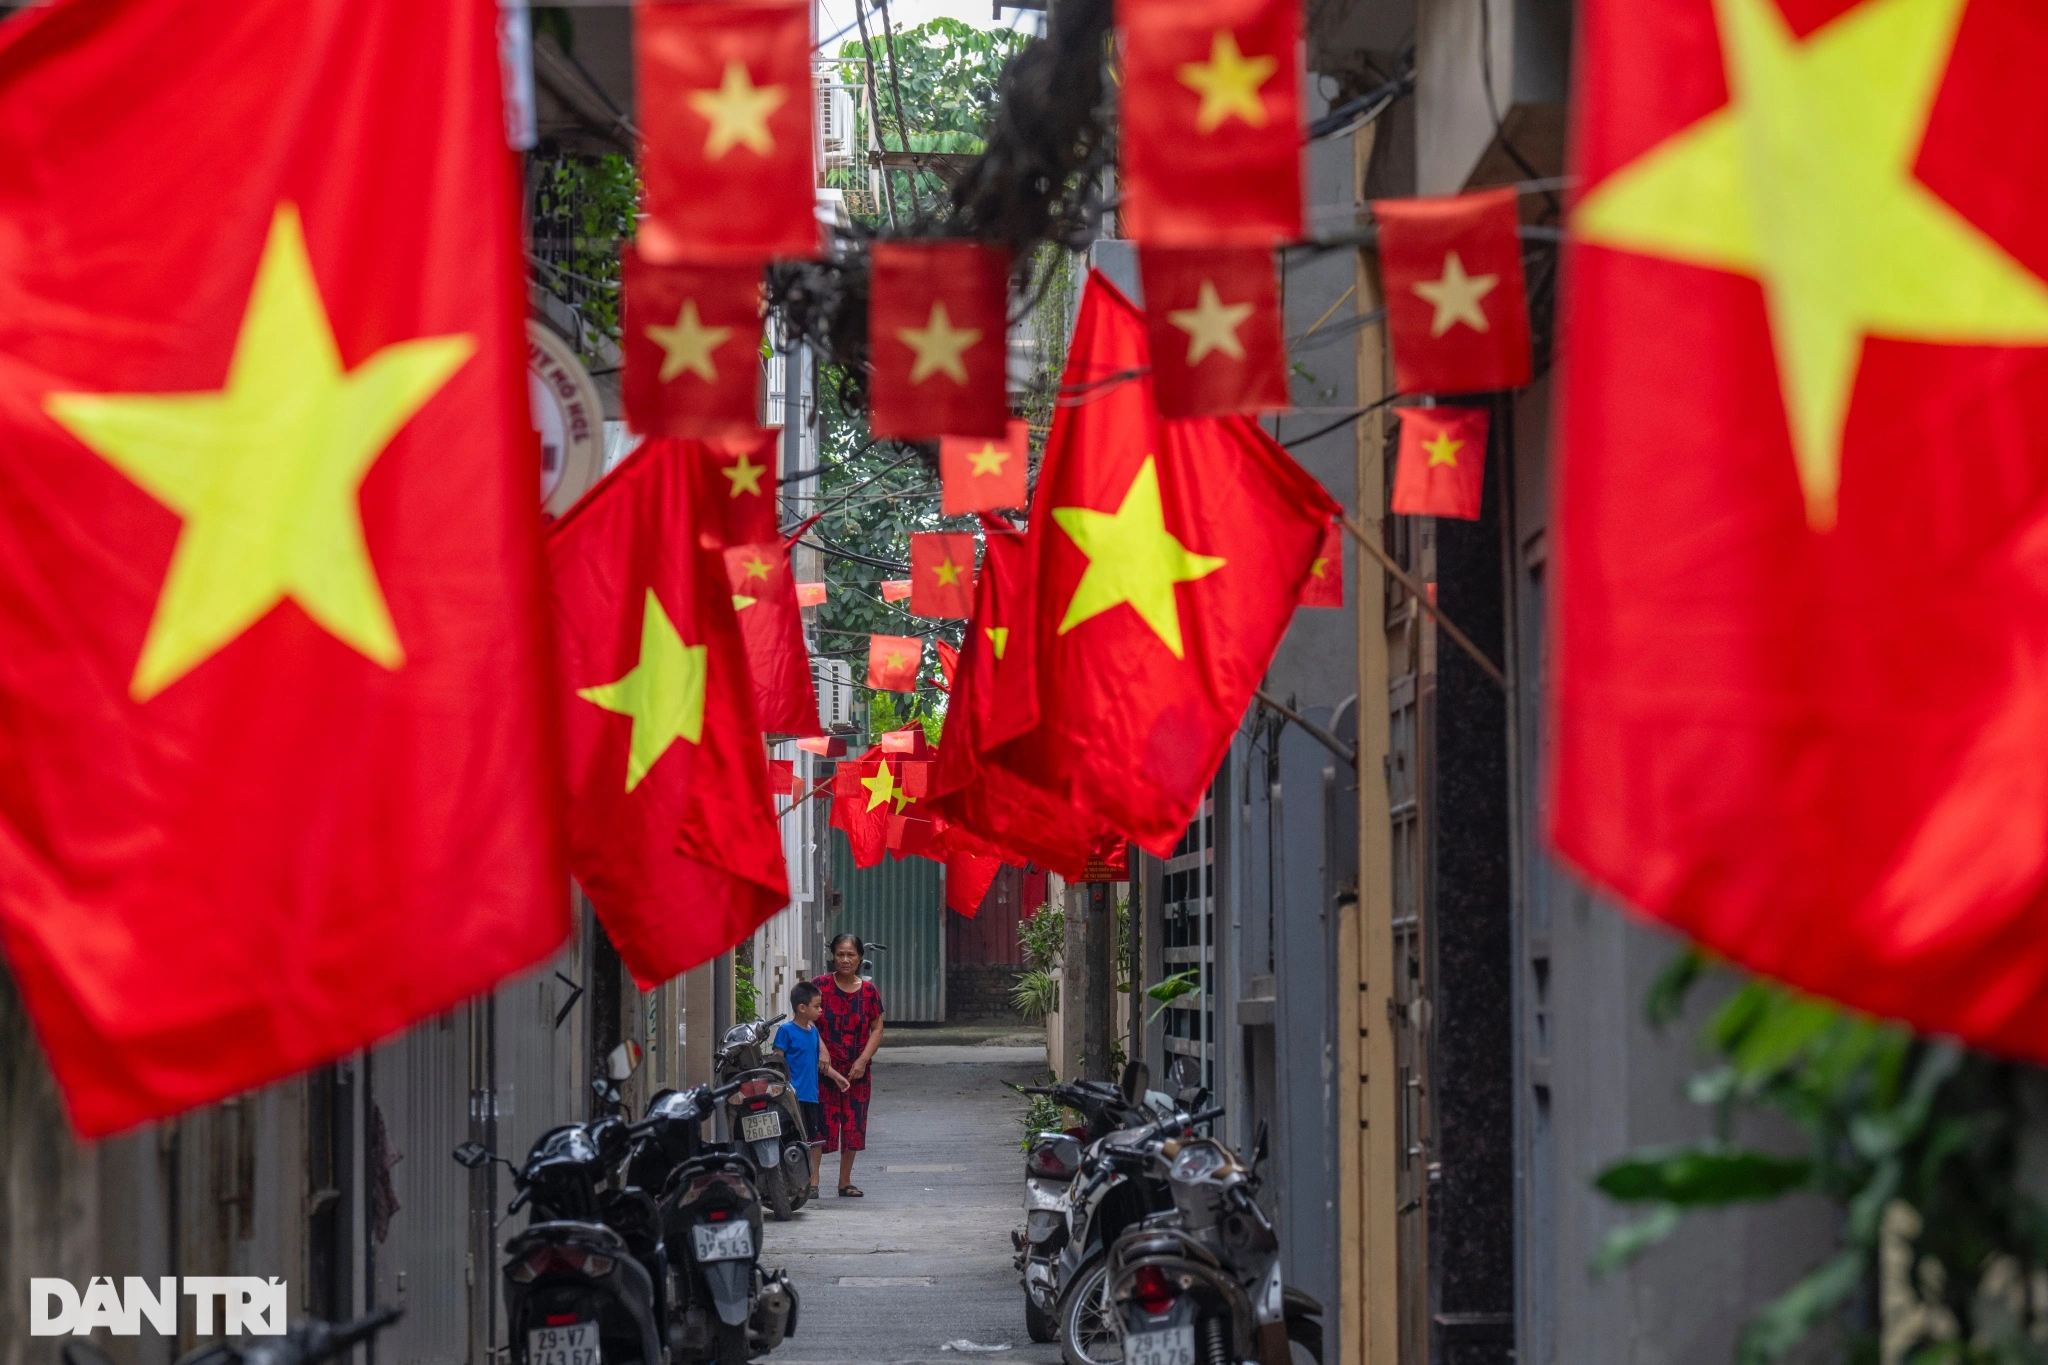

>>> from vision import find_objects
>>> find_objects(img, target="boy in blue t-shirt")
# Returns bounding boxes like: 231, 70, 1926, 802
773, 981, 847, 1200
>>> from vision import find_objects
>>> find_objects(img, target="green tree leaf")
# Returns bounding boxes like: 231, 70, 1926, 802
1595, 1148, 1813, 1206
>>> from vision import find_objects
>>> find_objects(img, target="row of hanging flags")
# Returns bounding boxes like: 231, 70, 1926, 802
0, 0, 1550, 1136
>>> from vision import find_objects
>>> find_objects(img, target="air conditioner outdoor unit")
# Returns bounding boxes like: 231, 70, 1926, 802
814, 657, 855, 730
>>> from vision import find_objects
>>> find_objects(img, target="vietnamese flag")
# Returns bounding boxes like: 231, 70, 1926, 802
1553, 0, 2048, 1058
911, 532, 977, 619
999, 272, 1337, 854
869, 241, 1012, 439
941, 421, 1030, 515
936, 639, 961, 690
795, 581, 828, 608
551, 441, 788, 988
696, 431, 780, 548
1118, 0, 1303, 245
621, 250, 763, 440
1138, 245, 1288, 417
636, 0, 817, 264
830, 746, 917, 869
722, 539, 822, 737
868, 634, 923, 691
1376, 189, 1531, 396
881, 579, 913, 603
1390, 407, 1489, 521
1298, 520, 1344, 608
0, 0, 566, 1134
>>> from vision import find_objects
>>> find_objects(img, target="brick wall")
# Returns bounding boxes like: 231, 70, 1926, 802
947, 962, 1027, 1022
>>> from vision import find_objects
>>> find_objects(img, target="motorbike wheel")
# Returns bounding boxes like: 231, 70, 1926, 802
1025, 1292, 1058, 1345
759, 1164, 794, 1222
1285, 1312, 1324, 1365
713, 1320, 751, 1365
1056, 1257, 1122, 1365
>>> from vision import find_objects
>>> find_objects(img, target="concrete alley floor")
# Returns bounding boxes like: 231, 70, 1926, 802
760, 1041, 1065, 1365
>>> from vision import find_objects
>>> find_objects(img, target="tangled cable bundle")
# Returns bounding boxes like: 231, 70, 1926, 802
765, 0, 1117, 417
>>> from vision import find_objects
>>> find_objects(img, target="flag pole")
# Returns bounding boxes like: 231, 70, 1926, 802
1338, 512, 1508, 690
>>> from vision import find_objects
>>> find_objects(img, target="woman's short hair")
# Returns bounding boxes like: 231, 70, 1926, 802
829, 932, 864, 958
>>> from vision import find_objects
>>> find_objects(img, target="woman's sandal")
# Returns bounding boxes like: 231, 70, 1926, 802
838, 1185, 864, 1198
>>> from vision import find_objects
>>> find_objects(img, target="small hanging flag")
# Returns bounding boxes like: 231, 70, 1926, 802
695, 431, 779, 547
1298, 520, 1344, 607
880, 579, 913, 602
886, 813, 940, 858
879, 726, 929, 757
936, 639, 960, 691
794, 735, 847, 757
910, 531, 977, 619
940, 421, 1031, 515
1138, 244, 1288, 417
768, 758, 796, 795
869, 240, 1012, 439
1118, 0, 1303, 245
621, 250, 764, 439
795, 581, 827, 607
1376, 188, 1531, 396
830, 746, 903, 868
1391, 407, 1489, 520
867, 634, 923, 691
636, 0, 817, 263
722, 541, 824, 736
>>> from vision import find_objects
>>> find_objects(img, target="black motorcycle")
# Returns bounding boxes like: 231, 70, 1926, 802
62, 1307, 402, 1365
1012, 1078, 1146, 1344
714, 1015, 813, 1221
630, 1084, 800, 1365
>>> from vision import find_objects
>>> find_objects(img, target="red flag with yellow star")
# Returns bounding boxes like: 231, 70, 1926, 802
830, 746, 918, 869
1138, 245, 1288, 417
695, 432, 780, 547
1298, 520, 1344, 608
0, 0, 565, 1134
997, 272, 1337, 854
550, 441, 788, 988
910, 531, 978, 619
869, 241, 1012, 439
622, 250, 764, 440
1119, 0, 1303, 245
1376, 189, 1531, 396
1554, 0, 2048, 1057
940, 421, 1031, 515
722, 539, 823, 737
636, 0, 816, 264
867, 634, 924, 691
1390, 407, 1489, 520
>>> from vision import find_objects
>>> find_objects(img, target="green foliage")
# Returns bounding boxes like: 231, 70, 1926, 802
734, 961, 759, 1024
1019, 1076, 1074, 1144
528, 153, 639, 359
1018, 903, 1065, 972
1012, 968, 1059, 1021
1595, 955, 2048, 1364
1146, 970, 1200, 1023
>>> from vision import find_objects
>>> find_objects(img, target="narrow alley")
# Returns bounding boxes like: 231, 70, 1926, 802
763, 1036, 1058, 1365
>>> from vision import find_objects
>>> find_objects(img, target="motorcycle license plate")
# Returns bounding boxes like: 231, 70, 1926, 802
527, 1322, 600, 1365
740, 1109, 781, 1142
691, 1219, 755, 1262
1125, 1327, 1195, 1365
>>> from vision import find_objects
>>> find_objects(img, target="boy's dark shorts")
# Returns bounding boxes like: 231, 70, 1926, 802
800, 1100, 826, 1144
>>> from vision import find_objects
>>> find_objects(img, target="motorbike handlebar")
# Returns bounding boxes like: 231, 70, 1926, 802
506, 1187, 530, 1215
710, 1076, 746, 1100
318, 1306, 405, 1358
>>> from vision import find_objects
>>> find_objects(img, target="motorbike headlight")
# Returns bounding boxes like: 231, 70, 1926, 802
1170, 1140, 1231, 1183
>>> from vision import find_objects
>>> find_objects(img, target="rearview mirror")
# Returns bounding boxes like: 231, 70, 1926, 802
607, 1039, 644, 1082
1252, 1119, 1270, 1172
1119, 1059, 1150, 1104
1168, 1054, 1202, 1102
451, 1141, 492, 1169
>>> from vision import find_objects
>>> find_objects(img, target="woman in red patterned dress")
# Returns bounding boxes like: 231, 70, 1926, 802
815, 933, 885, 1197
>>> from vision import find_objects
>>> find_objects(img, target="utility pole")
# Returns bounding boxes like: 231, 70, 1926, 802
1078, 882, 1114, 1081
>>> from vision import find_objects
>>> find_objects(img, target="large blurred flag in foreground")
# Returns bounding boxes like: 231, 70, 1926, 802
1555, 0, 2048, 1055
0, 0, 566, 1133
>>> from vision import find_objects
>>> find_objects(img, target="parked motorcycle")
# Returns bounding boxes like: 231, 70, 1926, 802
714, 1014, 814, 1220
1012, 1078, 1146, 1344
1104, 1125, 1323, 1365
63, 1307, 402, 1365
631, 1084, 801, 1365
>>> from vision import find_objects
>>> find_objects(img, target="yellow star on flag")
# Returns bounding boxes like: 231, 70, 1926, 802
984, 625, 1010, 659
739, 554, 772, 581
933, 559, 963, 587
46, 204, 473, 702
732, 594, 758, 610
884, 649, 911, 671
1573, 0, 2048, 529
687, 60, 787, 160
1178, 31, 1277, 134
723, 452, 768, 497
1424, 433, 1464, 466
861, 758, 914, 813
1168, 281, 1255, 364
646, 300, 733, 384
967, 442, 1011, 476
576, 589, 708, 793
897, 301, 983, 385
1309, 557, 1330, 579
1411, 252, 1498, 338
1053, 456, 1226, 659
